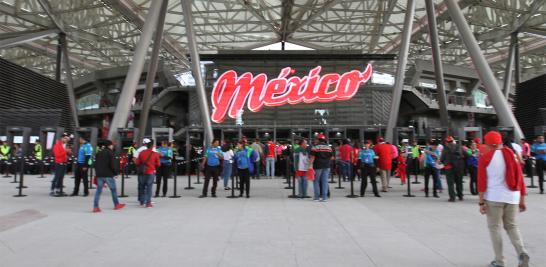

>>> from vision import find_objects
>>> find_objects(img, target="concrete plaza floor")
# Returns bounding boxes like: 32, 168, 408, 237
0, 173, 544, 267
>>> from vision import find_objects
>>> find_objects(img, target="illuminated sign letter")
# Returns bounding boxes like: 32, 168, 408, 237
211, 64, 373, 123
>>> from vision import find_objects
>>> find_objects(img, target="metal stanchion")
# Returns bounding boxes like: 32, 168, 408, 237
403, 174, 416, 197
3, 160, 12, 177
284, 167, 293, 190
169, 160, 181, 198
335, 168, 344, 189
185, 160, 195, 190
13, 158, 26, 197
11, 158, 19, 184
194, 161, 202, 184
288, 172, 298, 198
119, 169, 128, 198
226, 173, 239, 199
346, 175, 358, 198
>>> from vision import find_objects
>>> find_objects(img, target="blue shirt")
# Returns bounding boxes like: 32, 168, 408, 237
235, 150, 250, 169
78, 143, 93, 164
532, 143, 546, 160
358, 148, 375, 165
206, 146, 222, 166
424, 147, 439, 167
157, 146, 173, 164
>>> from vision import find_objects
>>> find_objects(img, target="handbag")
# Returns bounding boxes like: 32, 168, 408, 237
306, 168, 315, 181
137, 150, 153, 175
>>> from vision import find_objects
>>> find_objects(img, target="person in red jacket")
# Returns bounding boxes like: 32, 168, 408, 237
135, 139, 160, 208
51, 133, 71, 196
374, 137, 393, 192
478, 131, 529, 267
396, 151, 407, 185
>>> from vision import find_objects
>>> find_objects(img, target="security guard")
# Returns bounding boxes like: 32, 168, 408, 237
71, 137, 93, 196
32, 139, 43, 174
0, 140, 11, 175
126, 142, 137, 174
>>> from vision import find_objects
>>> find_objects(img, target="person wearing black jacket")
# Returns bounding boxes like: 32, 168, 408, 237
440, 137, 465, 202
92, 140, 125, 213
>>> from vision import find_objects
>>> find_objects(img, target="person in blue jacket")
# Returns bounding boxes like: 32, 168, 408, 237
235, 140, 253, 198
72, 137, 93, 196
531, 135, 546, 194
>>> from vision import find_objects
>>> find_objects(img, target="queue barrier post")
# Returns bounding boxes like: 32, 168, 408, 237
13, 158, 26, 197
169, 159, 181, 198
403, 175, 416, 197
226, 173, 239, 199
345, 173, 358, 198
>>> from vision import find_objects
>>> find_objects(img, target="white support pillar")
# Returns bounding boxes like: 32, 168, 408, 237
181, 0, 214, 144
138, 0, 169, 142
384, 0, 416, 143
502, 33, 516, 98
108, 0, 164, 140
425, 0, 450, 128
445, 0, 524, 140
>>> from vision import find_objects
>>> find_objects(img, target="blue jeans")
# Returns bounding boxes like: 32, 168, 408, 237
93, 177, 119, 208
339, 160, 351, 181
266, 157, 275, 177
297, 176, 308, 197
138, 174, 155, 205
221, 162, 233, 187
313, 168, 330, 200
51, 163, 66, 191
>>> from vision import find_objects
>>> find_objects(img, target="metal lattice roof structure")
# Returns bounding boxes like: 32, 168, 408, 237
0, 0, 545, 82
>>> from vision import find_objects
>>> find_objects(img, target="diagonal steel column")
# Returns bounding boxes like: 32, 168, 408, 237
0, 28, 59, 49
385, 0, 416, 143
425, 0, 450, 128
502, 33, 517, 98
138, 0, 169, 142
59, 33, 80, 128
55, 35, 62, 82
445, 0, 524, 140
181, 0, 214, 144
513, 32, 521, 86
108, 0, 164, 140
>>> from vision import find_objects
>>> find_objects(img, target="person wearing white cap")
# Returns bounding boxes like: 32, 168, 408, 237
134, 138, 152, 205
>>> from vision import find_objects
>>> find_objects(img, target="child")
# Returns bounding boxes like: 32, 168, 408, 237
396, 151, 408, 185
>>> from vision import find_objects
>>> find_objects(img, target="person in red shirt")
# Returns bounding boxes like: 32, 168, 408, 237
265, 140, 277, 178
339, 139, 353, 181
51, 133, 71, 196
374, 137, 393, 192
520, 138, 532, 177
135, 139, 160, 208
396, 151, 408, 185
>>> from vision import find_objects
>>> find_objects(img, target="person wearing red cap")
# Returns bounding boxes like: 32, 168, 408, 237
309, 134, 332, 201
478, 131, 529, 267
374, 137, 392, 192
440, 136, 465, 202
358, 140, 380, 197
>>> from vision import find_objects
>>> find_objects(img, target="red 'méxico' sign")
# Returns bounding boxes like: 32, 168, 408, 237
211, 64, 373, 123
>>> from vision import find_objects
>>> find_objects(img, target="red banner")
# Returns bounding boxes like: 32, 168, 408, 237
211, 64, 373, 123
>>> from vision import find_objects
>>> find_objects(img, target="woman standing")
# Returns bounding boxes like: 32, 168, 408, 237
93, 140, 125, 213
235, 141, 251, 198
467, 140, 479, 195
221, 142, 234, 190
293, 139, 310, 198
358, 140, 380, 197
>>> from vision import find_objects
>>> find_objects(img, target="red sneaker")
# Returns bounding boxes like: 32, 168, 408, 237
92, 207, 101, 213
114, 203, 126, 210
146, 204, 153, 208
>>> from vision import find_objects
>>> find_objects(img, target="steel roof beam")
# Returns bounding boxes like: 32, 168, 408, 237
0, 28, 59, 49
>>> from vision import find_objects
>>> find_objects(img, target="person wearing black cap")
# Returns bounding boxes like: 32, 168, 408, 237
309, 134, 332, 202
71, 137, 93, 196
93, 140, 125, 213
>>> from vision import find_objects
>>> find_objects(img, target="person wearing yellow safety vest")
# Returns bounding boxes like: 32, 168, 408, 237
0, 140, 11, 175
71, 137, 93, 196
125, 142, 137, 174
32, 139, 43, 174
409, 140, 422, 182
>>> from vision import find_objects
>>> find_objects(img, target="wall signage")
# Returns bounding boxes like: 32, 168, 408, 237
211, 64, 373, 123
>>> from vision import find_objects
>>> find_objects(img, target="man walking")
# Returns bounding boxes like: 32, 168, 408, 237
135, 139, 160, 207
71, 137, 93, 196
531, 135, 546, 194
478, 131, 530, 267
309, 134, 332, 202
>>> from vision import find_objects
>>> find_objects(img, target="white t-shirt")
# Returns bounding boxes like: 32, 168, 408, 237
222, 150, 234, 163
484, 150, 521, 204
133, 146, 147, 158
511, 143, 522, 156
297, 152, 309, 171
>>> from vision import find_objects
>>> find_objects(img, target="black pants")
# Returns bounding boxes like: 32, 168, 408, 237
156, 164, 171, 196
523, 157, 533, 177
73, 164, 89, 195
424, 166, 439, 196
446, 169, 463, 200
360, 164, 379, 196
536, 158, 545, 192
468, 166, 478, 195
409, 158, 420, 179
203, 165, 220, 196
238, 168, 250, 196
